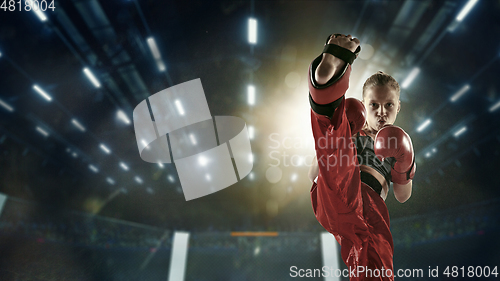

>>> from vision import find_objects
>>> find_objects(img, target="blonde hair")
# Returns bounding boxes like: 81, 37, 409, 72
362, 71, 400, 100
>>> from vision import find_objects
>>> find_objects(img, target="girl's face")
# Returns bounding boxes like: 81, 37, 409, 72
363, 85, 401, 133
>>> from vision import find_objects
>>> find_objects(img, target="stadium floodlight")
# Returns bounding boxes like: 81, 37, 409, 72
456, 0, 479, 22
425, 147, 437, 158
416, 119, 432, 132
147, 37, 161, 60
157, 60, 166, 72
248, 85, 255, 105
33, 85, 52, 101
248, 125, 254, 139
36, 126, 49, 137
248, 18, 257, 44
117, 110, 131, 124
83, 68, 101, 88
175, 100, 185, 115
254, 246, 260, 256
489, 100, 500, 112
147, 37, 166, 72
89, 165, 99, 173
29, 0, 47, 22
450, 85, 470, 102
71, 119, 86, 132
134, 176, 143, 184
453, 126, 467, 138
119, 162, 129, 171
0, 98, 14, 112
106, 177, 115, 185
100, 144, 111, 154
401, 67, 420, 89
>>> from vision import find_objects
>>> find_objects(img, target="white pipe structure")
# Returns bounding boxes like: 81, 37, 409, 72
83, 68, 101, 88
401, 67, 420, 89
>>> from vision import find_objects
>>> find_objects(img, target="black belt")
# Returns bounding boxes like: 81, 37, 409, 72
360, 171, 383, 195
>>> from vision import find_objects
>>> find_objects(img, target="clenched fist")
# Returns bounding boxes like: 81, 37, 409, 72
326, 34, 360, 53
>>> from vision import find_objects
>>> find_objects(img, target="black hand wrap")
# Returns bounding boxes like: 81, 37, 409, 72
309, 94, 343, 119
324, 34, 361, 65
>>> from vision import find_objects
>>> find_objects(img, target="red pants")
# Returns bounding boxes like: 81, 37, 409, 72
309, 65, 394, 281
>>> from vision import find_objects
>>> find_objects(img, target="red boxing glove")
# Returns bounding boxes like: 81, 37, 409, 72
374, 125, 416, 185
345, 98, 366, 135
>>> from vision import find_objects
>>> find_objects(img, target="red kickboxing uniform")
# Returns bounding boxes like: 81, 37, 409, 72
309, 65, 394, 281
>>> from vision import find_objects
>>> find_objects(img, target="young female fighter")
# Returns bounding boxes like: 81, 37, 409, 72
307, 34, 416, 281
